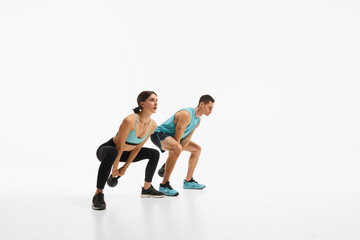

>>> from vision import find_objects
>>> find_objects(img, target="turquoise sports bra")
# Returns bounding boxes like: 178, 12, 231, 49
125, 114, 152, 145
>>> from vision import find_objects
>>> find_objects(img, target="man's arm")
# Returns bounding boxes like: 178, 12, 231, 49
173, 110, 191, 143
180, 119, 201, 148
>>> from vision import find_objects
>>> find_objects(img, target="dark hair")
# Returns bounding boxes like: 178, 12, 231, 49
198, 94, 215, 106
133, 91, 157, 113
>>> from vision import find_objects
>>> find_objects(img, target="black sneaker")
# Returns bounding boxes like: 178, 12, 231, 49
158, 163, 165, 177
92, 193, 106, 210
141, 185, 165, 198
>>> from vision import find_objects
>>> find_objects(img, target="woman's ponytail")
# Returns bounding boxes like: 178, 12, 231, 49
133, 106, 142, 113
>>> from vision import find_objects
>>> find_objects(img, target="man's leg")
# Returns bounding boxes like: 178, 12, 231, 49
182, 141, 205, 189
182, 141, 201, 181
160, 137, 183, 184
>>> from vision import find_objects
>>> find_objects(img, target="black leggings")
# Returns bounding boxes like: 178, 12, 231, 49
96, 138, 160, 189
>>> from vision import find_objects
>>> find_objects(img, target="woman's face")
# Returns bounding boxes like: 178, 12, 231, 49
141, 94, 158, 113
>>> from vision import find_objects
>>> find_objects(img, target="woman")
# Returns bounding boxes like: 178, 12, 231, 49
92, 91, 164, 210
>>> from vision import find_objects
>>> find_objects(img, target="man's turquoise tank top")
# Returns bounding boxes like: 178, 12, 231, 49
155, 108, 200, 140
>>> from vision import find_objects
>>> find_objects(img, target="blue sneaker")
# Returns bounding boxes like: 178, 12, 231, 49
183, 178, 206, 190
159, 181, 179, 196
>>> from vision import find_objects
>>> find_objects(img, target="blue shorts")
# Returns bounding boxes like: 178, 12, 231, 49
150, 132, 172, 153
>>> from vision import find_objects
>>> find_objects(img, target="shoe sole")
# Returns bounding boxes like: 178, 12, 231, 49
164, 192, 179, 197
92, 204, 106, 210
159, 189, 179, 197
141, 194, 165, 198
183, 186, 206, 190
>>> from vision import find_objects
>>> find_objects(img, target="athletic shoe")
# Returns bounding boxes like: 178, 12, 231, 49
159, 181, 179, 196
183, 178, 206, 190
158, 163, 165, 177
92, 193, 106, 210
141, 185, 165, 198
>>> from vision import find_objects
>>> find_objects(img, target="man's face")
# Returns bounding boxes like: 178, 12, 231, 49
202, 102, 214, 116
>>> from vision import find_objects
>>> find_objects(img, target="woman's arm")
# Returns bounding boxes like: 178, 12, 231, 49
118, 120, 157, 175
112, 115, 134, 176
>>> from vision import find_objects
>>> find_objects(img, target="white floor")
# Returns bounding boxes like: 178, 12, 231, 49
1, 1, 360, 239
2, 176, 360, 240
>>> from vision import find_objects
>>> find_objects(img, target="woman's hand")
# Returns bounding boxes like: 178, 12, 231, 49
112, 167, 120, 177
118, 166, 127, 176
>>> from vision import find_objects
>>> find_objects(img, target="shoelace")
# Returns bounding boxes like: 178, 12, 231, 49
188, 178, 198, 183
164, 182, 173, 189
147, 185, 155, 192
96, 193, 105, 202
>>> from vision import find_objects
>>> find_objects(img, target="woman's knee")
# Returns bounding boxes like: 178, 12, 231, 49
149, 149, 160, 161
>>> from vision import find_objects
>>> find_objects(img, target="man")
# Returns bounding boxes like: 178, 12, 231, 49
150, 95, 215, 196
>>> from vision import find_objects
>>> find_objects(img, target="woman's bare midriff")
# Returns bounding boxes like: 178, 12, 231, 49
112, 136, 137, 152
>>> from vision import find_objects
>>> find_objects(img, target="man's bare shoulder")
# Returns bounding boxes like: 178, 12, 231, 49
175, 109, 191, 118
174, 110, 191, 124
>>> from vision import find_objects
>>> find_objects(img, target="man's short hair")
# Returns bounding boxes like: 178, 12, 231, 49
198, 94, 215, 106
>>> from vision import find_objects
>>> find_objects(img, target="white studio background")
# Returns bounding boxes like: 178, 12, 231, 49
1, 0, 360, 240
